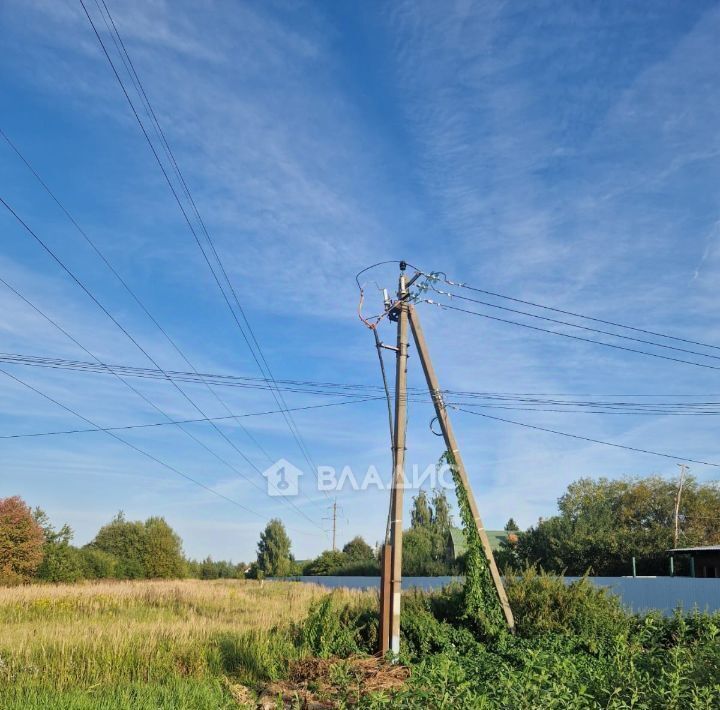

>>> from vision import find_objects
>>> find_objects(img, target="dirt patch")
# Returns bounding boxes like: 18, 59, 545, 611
224, 678, 256, 708
257, 656, 409, 708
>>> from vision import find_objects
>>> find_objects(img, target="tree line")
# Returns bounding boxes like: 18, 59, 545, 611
253, 475, 720, 579
0, 496, 246, 585
3, 474, 719, 584
249, 489, 463, 578
500, 475, 720, 576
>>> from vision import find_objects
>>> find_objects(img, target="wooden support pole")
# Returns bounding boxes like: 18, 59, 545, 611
378, 543, 392, 655
388, 275, 410, 655
407, 303, 515, 632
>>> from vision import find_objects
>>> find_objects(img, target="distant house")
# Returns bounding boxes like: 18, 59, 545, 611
446, 528, 514, 562
668, 545, 720, 578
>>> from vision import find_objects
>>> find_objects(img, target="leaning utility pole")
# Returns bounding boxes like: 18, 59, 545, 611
408, 303, 515, 631
388, 269, 410, 656
376, 264, 514, 655
674, 464, 688, 549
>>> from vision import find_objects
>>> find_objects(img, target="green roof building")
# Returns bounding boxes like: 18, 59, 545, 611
445, 527, 510, 561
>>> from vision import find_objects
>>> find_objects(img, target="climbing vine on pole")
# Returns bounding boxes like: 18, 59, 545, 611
441, 451, 506, 638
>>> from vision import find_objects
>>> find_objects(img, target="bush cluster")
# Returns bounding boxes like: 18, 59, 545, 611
297, 571, 720, 708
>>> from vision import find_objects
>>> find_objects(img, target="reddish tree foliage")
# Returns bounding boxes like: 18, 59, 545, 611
0, 496, 45, 585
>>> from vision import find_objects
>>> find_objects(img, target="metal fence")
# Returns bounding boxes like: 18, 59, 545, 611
290, 575, 720, 615
567, 576, 720, 615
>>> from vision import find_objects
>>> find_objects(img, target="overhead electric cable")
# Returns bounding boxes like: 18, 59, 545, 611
0, 396, 385, 440
453, 406, 720, 468
82, 0, 321, 490
0, 202, 324, 531
423, 299, 720, 372
447, 401, 720, 416
429, 286, 720, 363
425, 272, 720, 353
0, 365, 321, 536
8, 351, 720, 412
0, 126, 272, 464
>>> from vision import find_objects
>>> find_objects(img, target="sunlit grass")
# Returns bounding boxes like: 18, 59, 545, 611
0, 578, 373, 707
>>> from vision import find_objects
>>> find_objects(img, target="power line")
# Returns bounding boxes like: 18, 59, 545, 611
428, 286, 720, 363
9, 351, 720, 413
452, 406, 720, 468
0, 126, 273, 464
0, 365, 321, 536
0, 205, 323, 531
423, 299, 720, 372
425, 271, 720, 353
447, 401, 720, 416
0, 274, 323, 531
81, 0, 321, 492
0, 396, 384, 440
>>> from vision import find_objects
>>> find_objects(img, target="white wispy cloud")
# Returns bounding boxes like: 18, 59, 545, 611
2, 0, 720, 560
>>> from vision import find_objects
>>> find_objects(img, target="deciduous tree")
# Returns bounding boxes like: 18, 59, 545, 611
0, 496, 44, 585
143, 517, 185, 579
410, 490, 432, 529
89, 512, 185, 579
342, 536, 374, 562
514, 476, 720, 575
256, 519, 292, 577
33, 508, 83, 583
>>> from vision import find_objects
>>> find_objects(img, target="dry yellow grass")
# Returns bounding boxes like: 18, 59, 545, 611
0, 578, 372, 695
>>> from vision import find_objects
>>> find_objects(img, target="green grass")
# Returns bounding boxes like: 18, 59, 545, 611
3, 574, 719, 708
0, 578, 371, 708
366, 573, 720, 709
1, 679, 239, 710
288, 573, 720, 709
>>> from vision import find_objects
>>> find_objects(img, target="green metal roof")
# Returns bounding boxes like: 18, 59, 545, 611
446, 528, 509, 559
486, 530, 510, 551
447, 528, 468, 558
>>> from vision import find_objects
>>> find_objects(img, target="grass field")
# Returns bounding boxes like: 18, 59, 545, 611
4, 575, 719, 708
0, 578, 370, 709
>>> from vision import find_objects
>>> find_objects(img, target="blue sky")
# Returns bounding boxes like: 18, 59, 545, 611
1, 0, 720, 562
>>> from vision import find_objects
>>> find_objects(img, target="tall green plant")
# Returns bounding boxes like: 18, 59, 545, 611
442, 451, 505, 638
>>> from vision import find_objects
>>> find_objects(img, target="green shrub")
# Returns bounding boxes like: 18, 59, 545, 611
79, 548, 119, 579
299, 592, 377, 658
505, 568, 630, 647
36, 544, 84, 583
399, 591, 478, 662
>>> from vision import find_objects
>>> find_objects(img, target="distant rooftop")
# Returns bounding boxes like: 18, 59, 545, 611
668, 545, 720, 553
446, 528, 510, 560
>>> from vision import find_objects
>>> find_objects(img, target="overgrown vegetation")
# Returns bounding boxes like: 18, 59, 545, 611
4, 467, 720, 707
1, 574, 718, 708
444, 450, 506, 638
282, 455, 720, 707
302, 536, 380, 576
293, 572, 720, 708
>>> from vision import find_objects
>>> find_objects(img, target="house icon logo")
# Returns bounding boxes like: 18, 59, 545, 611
263, 458, 303, 497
